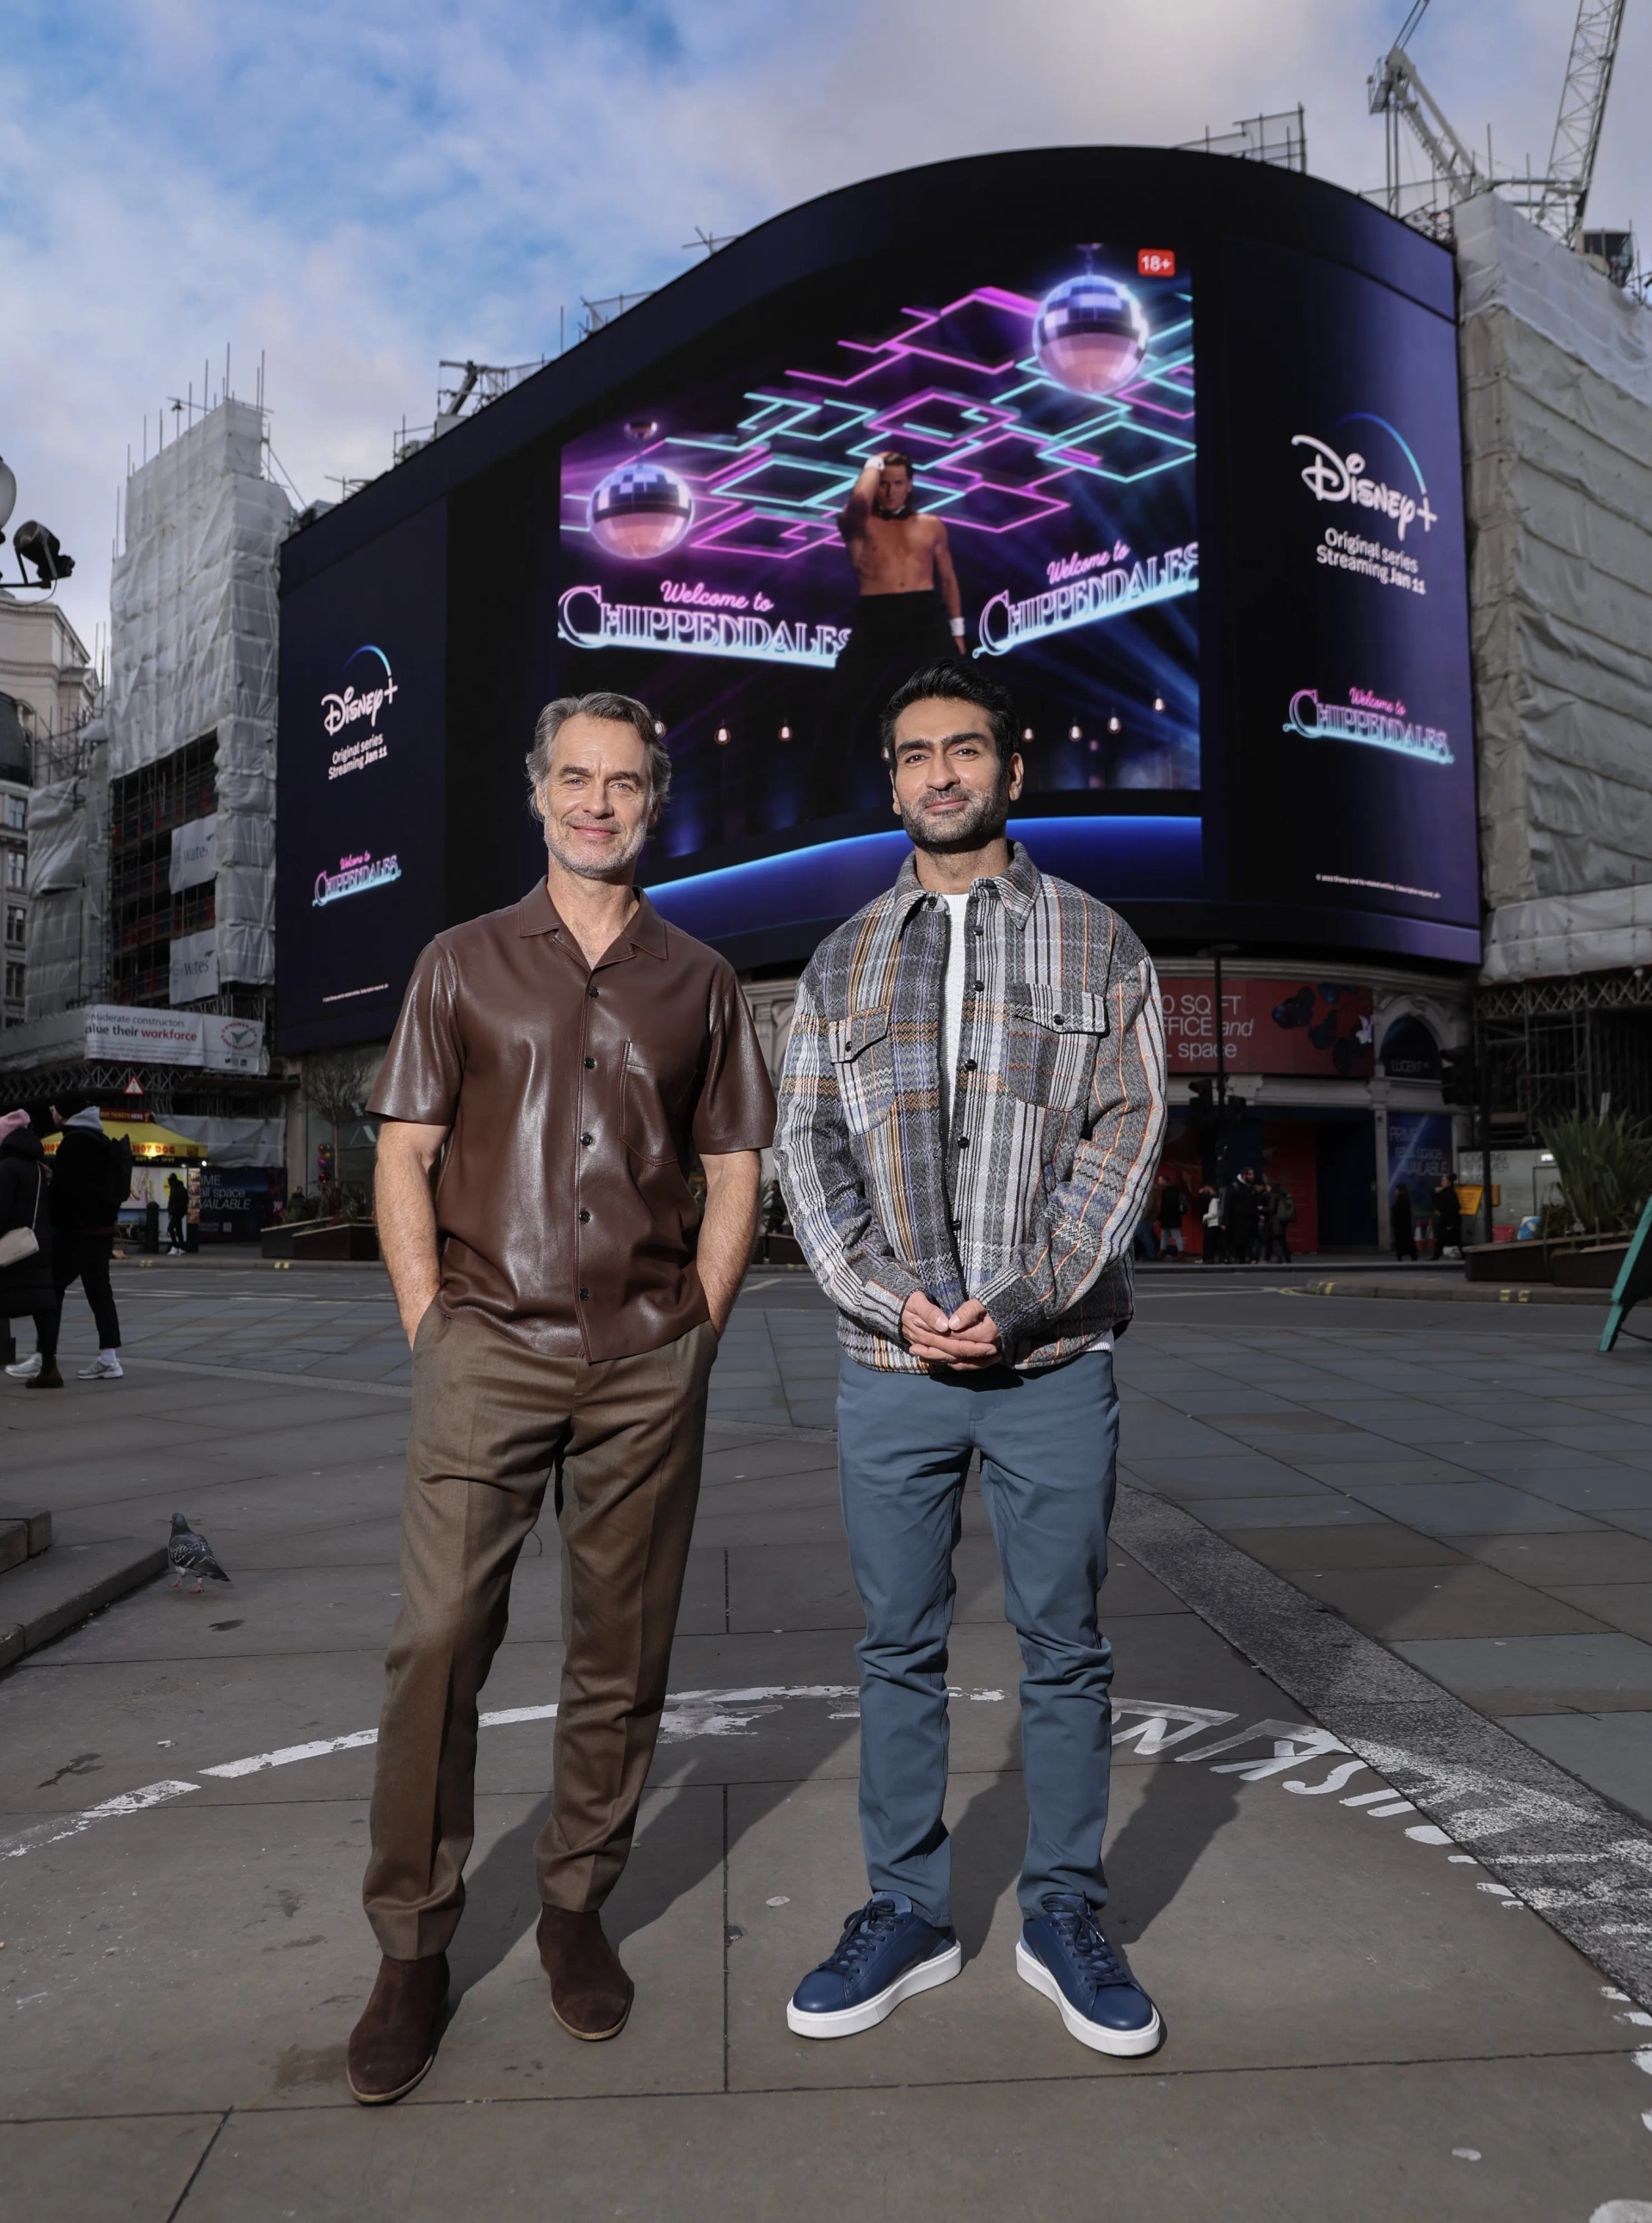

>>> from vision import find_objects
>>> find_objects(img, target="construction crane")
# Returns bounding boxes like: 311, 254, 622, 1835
1368, 2, 1490, 218
1368, 0, 1629, 255
1536, 0, 1628, 243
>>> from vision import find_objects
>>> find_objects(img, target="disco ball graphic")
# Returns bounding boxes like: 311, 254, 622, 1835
589, 462, 694, 559
1033, 274, 1150, 397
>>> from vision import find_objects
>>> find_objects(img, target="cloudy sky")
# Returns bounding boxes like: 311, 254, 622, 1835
2, 0, 1647, 654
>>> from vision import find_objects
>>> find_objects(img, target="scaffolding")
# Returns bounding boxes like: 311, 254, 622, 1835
108, 735, 218, 1007
1176, 108, 1307, 171
1476, 971, 1652, 1140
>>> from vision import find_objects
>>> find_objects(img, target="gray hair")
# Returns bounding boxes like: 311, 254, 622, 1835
525, 692, 672, 821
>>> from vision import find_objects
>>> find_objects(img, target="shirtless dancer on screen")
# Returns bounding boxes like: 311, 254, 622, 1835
804, 451, 966, 816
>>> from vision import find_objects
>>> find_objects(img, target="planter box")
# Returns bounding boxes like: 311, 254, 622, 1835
1551, 1244, 1630, 1290
262, 1222, 381, 1262
752, 1233, 805, 1267
1464, 1241, 1551, 1283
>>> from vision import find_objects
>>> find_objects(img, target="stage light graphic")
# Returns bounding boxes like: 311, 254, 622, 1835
1033, 274, 1150, 397
589, 463, 694, 558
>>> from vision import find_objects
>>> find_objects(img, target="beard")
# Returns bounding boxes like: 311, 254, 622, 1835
897, 779, 1010, 854
545, 815, 649, 882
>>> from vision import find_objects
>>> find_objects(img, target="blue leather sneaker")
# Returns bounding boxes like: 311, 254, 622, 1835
1017, 1894, 1162, 2056
786, 1894, 962, 2039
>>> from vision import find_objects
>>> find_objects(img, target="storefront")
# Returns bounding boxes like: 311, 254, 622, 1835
1154, 960, 1469, 1255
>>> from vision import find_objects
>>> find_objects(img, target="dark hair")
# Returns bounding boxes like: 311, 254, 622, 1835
526, 691, 671, 821
878, 449, 914, 475
878, 662, 1018, 765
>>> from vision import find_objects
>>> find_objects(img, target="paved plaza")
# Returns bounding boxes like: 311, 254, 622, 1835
5, 1259, 1652, 2219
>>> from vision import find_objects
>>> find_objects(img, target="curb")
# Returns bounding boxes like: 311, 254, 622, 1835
0, 1541, 170, 1671
1299, 1278, 1605, 1308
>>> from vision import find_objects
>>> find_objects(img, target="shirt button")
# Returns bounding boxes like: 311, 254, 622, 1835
580, 1132, 594, 1146
578, 1209, 590, 1222
1053, 1015, 1065, 1027
957, 1136, 970, 1149
583, 1056, 596, 1068
963, 1059, 977, 1072
587, 985, 599, 998
952, 1218, 963, 1231
579, 1286, 589, 1300
972, 980, 984, 992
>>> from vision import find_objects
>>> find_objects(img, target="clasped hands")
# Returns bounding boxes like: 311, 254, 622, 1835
900, 1290, 1003, 1371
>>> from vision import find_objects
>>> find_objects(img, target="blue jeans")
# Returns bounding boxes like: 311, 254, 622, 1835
835, 1349, 1120, 1929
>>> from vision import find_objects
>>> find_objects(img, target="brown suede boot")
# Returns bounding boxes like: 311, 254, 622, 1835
346, 1952, 450, 2103
538, 1906, 632, 2041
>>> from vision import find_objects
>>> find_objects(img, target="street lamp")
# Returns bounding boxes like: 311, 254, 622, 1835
0, 455, 76, 592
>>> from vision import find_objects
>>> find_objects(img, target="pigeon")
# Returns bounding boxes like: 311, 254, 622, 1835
168, 1512, 231, 1594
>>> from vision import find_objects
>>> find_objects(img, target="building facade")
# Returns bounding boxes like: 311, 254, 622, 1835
0, 591, 101, 1030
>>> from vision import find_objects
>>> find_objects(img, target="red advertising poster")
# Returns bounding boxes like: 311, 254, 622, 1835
1159, 978, 1374, 1079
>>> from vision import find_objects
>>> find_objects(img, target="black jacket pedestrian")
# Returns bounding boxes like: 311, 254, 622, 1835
0, 1127, 55, 1318
49, 1124, 118, 1235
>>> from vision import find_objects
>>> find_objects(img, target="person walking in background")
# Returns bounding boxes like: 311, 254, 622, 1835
1157, 1173, 1187, 1258
1199, 1183, 1222, 1264
777, 662, 1167, 2060
0, 1109, 55, 1387
1230, 1167, 1262, 1265
35, 1100, 125, 1382
1433, 1173, 1463, 1260
1390, 1181, 1418, 1262
346, 689, 773, 2106
166, 1172, 188, 1256
1266, 1180, 1295, 1264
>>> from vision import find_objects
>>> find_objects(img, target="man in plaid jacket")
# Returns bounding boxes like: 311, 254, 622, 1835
774, 662, 1168, 2057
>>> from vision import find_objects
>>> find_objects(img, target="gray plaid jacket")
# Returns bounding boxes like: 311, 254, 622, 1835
775, 842, 1166, 1373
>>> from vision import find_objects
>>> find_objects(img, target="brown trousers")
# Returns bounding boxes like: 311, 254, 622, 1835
363, 1307, 717, 1961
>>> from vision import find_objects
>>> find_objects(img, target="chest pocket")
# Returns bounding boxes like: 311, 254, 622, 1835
1003, 986, 1109, 1111
828, 1007, 895, 1137
623, 1041, 694, 1163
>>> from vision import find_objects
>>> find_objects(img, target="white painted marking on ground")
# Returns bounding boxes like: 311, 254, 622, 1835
201, 1732, 378, 1779
1113, 1701, 1236, 1755
1, 1780, 201, 1861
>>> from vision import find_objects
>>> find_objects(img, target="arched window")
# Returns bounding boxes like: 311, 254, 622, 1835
1379, 1014, 1441, 1083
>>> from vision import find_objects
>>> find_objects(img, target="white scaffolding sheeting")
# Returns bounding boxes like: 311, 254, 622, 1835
109, 398, 290, 991
1457, 194, 1652, 983
23, 723, 108, 1022
162, 1112, 286, 1167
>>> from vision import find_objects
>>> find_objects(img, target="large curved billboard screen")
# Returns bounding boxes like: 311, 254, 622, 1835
556, 211, 1476, 966
558, 237, 1205, 914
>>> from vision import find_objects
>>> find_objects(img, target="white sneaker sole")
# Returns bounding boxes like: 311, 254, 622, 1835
786, 1939, 962, 2039
78, 1366, 123, 1380
1015, 1939, 1163, 2057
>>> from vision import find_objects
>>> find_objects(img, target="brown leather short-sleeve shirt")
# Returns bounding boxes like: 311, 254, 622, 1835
369, 880, 776, 1359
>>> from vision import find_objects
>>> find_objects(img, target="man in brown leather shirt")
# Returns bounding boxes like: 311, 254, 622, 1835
346, 690, 774, 2103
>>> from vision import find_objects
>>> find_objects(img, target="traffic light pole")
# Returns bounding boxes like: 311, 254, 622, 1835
1212, 945, 1227, 1114
1478, 1018, 1495, 1244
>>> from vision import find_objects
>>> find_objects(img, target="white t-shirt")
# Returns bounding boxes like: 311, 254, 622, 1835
940, 890, 971, 1125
